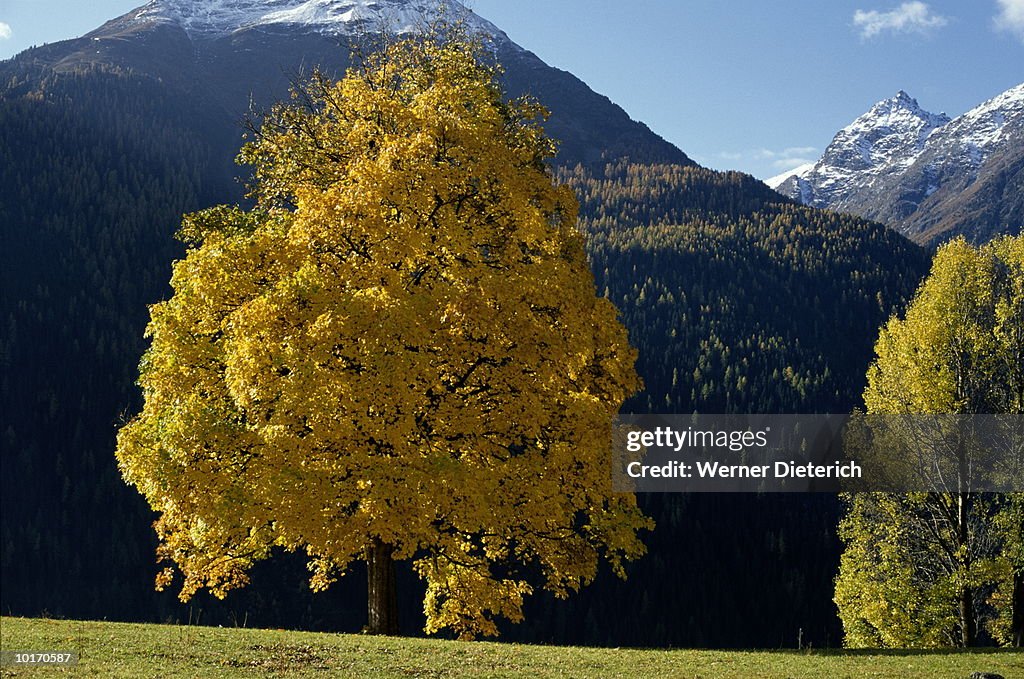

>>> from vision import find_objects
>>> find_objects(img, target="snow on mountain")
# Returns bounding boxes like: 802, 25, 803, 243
770, 91, 950, 208
919, 82, 1024, 169
828, 90, 949, 172
765, 162, 813, 190
116, 0, 509, 41
49, 0, 687, 169
771, 83, 1024, 244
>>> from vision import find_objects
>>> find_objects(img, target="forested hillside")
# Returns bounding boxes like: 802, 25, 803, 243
1, 64, 928, 646
568, 162, 930, 415
0, 64, 232, 620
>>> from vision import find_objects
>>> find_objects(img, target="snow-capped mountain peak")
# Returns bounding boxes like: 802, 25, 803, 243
117, 0, 507, 41
770, 82, 1024, 245
931, 82, 1024, 161
767, 91, 950, 194
826, 91, 950, 173
767, 91, 950, 198
841, 90, 949, 140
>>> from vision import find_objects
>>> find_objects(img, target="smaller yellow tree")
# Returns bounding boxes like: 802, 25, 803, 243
115, 34, 651, 638
835, 235, 1024, 647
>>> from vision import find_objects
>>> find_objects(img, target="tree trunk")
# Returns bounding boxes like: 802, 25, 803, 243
959, 587, 976, 647
366, 538, 399, 635
1012, 568, 1023, 647
957, 492, 976, 647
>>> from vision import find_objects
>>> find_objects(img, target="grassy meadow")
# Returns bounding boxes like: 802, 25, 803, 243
1, 617, 1022, 678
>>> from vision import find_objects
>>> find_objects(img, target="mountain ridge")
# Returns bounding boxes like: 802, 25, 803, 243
100, 0, 510, 40
770, 83, 1024, 245
7, 0, 687, 170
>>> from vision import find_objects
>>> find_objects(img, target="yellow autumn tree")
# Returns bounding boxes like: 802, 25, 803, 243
114, 33, 651, 638
835, 235, 1024, 647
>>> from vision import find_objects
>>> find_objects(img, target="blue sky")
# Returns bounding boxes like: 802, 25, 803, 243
1, 1, 1021, 178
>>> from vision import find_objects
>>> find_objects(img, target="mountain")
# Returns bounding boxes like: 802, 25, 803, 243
766, 91, 950, 209
1, 0, 930, 648
110, 0, 494, 36
12, 0, 687, 170
769, 84, 1024, 245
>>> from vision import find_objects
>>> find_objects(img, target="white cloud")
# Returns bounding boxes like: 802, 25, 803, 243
770, 156, 817, 171
853, 2, 948, 39
717, 147, 818, 161
994, 0, 1024, 42
740, 147, 819, 168
762, 146, 818, 170
0, 22, 12, 40
712, 147, 819, 174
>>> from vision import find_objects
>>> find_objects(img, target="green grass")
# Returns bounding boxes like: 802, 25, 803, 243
1, 617, 1021, 678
